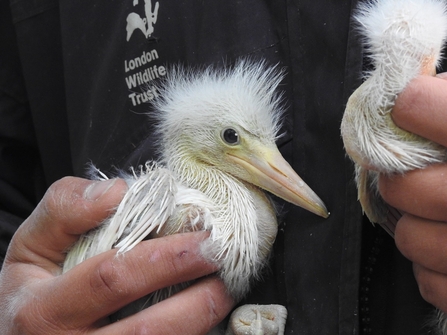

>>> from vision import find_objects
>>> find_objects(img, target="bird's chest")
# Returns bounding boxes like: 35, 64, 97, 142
152, 182, 277, 245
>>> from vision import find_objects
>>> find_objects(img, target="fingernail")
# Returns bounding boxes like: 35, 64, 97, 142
84, 179, 117, 201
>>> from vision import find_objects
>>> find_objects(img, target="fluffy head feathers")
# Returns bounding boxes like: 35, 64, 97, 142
151, 60, 285, 163
356, 0, 447, 78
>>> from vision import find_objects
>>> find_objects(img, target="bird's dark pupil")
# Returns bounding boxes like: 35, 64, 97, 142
223, 129, 238, 144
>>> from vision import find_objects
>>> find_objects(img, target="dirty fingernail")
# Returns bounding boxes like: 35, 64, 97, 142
84, 179, 117, 201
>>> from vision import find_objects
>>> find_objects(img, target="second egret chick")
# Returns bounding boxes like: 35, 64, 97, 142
341, 0, 447, 333
341, 0, 447, 230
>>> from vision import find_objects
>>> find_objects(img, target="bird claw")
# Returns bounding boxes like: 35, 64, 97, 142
225, 304, 287, 335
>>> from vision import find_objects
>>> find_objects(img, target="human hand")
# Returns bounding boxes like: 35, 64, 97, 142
378, 73, 447, 313
0, 177, 234, 335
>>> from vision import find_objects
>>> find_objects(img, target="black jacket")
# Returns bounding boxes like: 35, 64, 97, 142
0, 0, 437, 333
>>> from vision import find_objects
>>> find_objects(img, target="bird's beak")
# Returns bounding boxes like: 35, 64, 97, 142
228, 145, 329, 218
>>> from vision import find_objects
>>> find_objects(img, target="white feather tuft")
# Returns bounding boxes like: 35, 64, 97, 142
152, 60, 286, 159
356, 0, 447, 75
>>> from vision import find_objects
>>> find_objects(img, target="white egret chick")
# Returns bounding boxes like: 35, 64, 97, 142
63, 60, 329, 334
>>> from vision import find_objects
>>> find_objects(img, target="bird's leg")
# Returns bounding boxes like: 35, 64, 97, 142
225, 304, 287, 335
253, 310, 263, 335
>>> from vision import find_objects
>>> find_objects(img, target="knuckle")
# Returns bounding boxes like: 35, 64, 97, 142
203, 290, 221, 324
41, 177, 79, 220
394, 224, 412, 259
415, 275, 435, 304
413, 266, 441, 308
198, 279, 229, 327
90, 258, 128, 302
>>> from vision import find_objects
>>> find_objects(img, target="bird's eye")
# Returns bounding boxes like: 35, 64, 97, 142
221, 128, 240, 145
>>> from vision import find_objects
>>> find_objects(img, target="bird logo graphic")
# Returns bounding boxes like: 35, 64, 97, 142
126, 0, 160, 41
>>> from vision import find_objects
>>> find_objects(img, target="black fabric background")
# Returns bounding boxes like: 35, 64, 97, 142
1, 0, 441, 333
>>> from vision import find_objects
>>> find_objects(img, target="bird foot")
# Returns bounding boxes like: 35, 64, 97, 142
225, 304, 287, 335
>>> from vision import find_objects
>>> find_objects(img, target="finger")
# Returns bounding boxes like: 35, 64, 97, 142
378, 164, 447, 222
395, 213, 447, 274
36, 232, 220, 328
96, 276, 234, 335
413, 263, 447, 313
393, 75, 447, 147
7, 177, 128, 268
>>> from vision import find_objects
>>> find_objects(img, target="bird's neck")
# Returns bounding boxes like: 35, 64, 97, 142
167, 156, 278, 299
368, 44, 428, 108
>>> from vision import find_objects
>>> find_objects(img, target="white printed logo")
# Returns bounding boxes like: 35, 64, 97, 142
124, 0, 166, 107
126, 0, 160, 41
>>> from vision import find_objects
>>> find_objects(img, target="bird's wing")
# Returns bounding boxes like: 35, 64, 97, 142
356, 165, 388, 225
63, 163, 179, 272
113, 163, 179, 253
